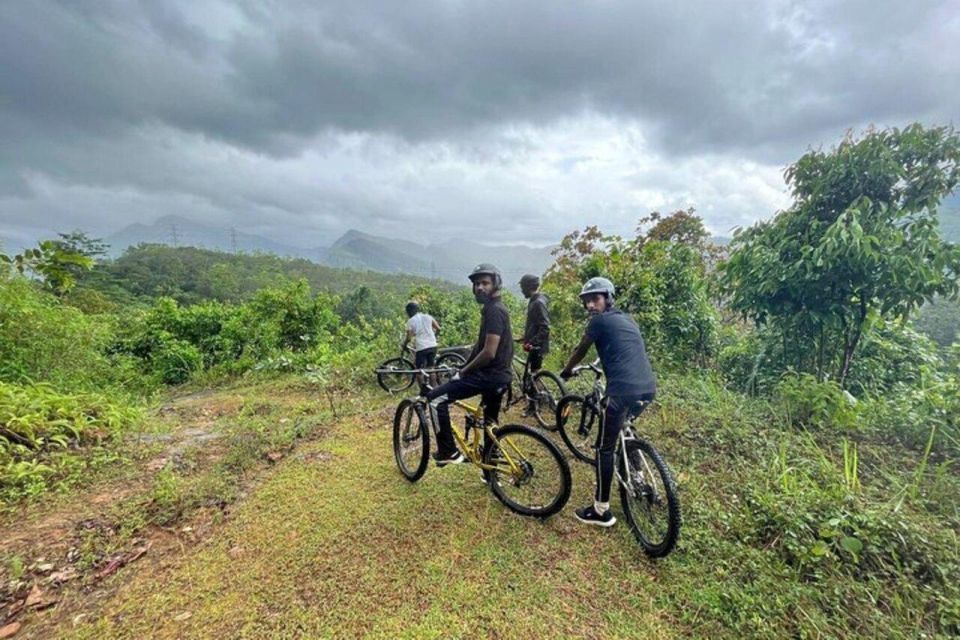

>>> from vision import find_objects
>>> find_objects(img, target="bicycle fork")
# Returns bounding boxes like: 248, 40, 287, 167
615, 432, 656, 498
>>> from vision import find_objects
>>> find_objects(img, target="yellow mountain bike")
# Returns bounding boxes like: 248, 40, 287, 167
392, 372, 571, 518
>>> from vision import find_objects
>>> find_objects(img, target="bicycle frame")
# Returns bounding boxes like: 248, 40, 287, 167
401, 367, 529, 477
509, 347, 546, 405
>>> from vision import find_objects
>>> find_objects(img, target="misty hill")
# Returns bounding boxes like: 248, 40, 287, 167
104, 215, 324, 261
84, 244, 459, 307
104, 217, 557, 284
326, 229, 556, 284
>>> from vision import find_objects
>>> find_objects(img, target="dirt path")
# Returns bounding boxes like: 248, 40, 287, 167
3, 382, 679, 639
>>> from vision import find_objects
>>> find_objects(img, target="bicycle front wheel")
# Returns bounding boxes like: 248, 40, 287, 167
530, 370, 567, 430
556, 395, 598, 464
378, 357, 415, 392
393, 399, 430, 481
436, 352, 465, 385
484, 424, 571, 518
618, 438, 681, 558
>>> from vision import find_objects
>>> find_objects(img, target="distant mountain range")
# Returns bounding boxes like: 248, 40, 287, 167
66, 192, 960, 283
103, 215, 556, 285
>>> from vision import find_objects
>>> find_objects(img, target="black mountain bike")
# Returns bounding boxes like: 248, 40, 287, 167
376, 343, 468, 392
556, 361, 682, 558
504, 347, 567, 431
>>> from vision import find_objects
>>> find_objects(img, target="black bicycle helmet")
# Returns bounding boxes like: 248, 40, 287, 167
519, 274, 540, 290
468, 263, 502, 289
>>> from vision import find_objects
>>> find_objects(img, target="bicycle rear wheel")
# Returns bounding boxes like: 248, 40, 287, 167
378, 357, 415, 392
556, 395, 598, 464
393, 399, 430, 481
484, 424, 571, 518
530, 370, 566, 430
618, 438, 681, 558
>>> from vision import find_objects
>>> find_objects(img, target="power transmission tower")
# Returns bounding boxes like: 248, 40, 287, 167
169, 222, 180, 247
230, 227, 238, 253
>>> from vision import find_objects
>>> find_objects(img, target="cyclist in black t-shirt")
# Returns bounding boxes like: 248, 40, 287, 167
560, 277, 657, 527
425, 264, 514, 466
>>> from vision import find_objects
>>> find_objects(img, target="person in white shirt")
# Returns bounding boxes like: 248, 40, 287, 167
402, 302, 440, 391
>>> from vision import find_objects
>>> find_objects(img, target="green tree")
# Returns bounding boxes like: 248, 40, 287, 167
1, 240, 94, 295
52, 230, 109, 262
543, 216, 718, 366
720, 124, 960, 386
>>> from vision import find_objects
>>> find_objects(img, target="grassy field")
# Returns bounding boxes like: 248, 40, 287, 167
3, 372, 957, 639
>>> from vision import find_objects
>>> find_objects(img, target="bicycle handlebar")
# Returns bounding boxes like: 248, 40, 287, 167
373, 365, 458, 376
569, 359, 602, 378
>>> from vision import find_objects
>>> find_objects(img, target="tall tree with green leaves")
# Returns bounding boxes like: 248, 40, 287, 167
720, 124, 960, 386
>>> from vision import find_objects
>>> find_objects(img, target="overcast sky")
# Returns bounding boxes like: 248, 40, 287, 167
1, 0, 958, 251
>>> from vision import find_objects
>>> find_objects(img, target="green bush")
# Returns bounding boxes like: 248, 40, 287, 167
777, 372, 859, 431
150, 336, 203, 385
0, 381, 141, 501
747, 487, 959, 634
846, 322, 944, 395
0, 277, 119, 391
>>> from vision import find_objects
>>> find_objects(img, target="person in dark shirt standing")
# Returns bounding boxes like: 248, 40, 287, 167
518, 274, 550, 372
560, 277, 657, 527
518, 273, 550, 416
425, 263, 514, 465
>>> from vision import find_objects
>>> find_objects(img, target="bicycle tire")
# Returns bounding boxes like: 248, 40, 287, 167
530, 370, 567, 431
436, 352, 466, 385
556, 395, 599, 464
377, 357, 415, 392
484, 424, 571, 518
618, 438, 681, 558
393, 399, 430, 481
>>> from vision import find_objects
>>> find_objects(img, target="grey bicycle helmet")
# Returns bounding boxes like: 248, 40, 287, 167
468, 263, 502, 289
579, 276, 615, 300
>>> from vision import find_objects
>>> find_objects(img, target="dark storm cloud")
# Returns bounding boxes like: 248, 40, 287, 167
3, 0, 956, 161
0, 0, 957, 249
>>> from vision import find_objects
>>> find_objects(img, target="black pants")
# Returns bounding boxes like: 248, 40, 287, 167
595, 393, 655, 503
414, 347, 437, 368
425, 376, 506, 455
527, 348, 544, 373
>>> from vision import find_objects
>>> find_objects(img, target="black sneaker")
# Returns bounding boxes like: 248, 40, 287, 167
433, 450, 466, 467
575, 505, 616, 527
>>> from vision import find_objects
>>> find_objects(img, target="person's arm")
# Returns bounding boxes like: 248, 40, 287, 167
521, 302, 535, 343
460, 333, 501, 376
402, 326, 414, 351
431, 317, 440, 333
532, 298, 549, 346
560, 333, 594, 379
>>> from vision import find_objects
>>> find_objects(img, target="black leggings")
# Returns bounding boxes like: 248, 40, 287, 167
595, 393, 655, 503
